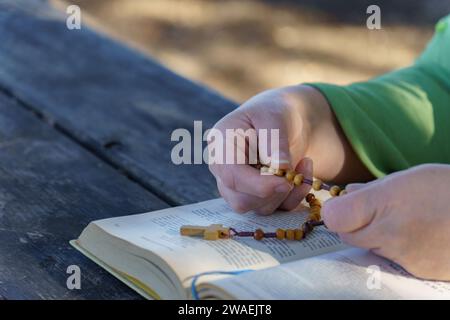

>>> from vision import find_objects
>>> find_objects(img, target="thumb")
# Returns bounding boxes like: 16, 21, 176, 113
256, 115, 291, 169
345, 183, 365, 193
322, 184, 379, 233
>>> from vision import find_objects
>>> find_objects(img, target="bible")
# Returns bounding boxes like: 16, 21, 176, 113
71, 195, 450, 299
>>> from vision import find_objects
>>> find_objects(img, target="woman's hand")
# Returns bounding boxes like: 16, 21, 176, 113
323, 163, 450, 281
208, 84, 371, 215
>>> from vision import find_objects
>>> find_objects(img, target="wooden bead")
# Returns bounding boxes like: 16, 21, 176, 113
276, 228, 285, 240
254, 229, 264, 240
305, 193, 315, 203
286, 229, 295, 240
329, 185, 341, 197
294, 229, 304, 240
310, 206, 321, 215
339, 189, 347, 196
312, 179, 322, 191
274, 168, 285, 177
308, 213, 321, 222
310, 198, 322, 208
293, 174, 304, 186
285, 170, 296, 182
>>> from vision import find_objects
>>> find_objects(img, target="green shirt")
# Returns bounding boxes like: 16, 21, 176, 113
308, 15, 450, 177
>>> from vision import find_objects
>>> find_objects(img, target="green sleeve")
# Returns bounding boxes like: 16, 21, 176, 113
306, 15, 450, 178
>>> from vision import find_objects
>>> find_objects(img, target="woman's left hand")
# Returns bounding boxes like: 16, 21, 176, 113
322, 163, 450, 281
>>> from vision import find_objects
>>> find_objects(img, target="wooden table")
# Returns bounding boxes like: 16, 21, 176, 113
0, 0, 236, 299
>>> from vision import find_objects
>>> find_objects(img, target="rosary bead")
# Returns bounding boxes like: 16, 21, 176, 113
274, 168, 285, 177
285, 170, 296, 182
294, 229, 304, 240
312, 179, 322, 191
276, 228, 286, 240
286, 229, 295, 240
310, 206, 321, 215
254, 229, 265, 240
310, 198, 322, 208
293, 174, 304, 186
305, 193, 315, 203
308, 213, 321, 222
339, 189, 347, 196
329, 185, 341, 197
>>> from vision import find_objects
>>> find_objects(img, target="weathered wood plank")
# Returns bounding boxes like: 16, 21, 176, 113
0, 92, 169, 299
0, 0, 237, 205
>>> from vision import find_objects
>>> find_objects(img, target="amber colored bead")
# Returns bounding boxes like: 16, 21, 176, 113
330, 185, 341, 197
310, 198, 322, 208
285, 170, 296, 182
339, 189, 348, 196
274, 168, 285, 177
312, 179, 322, 191
305, 193, 315, 203
294, 229, 304, 240
276, 228, 285, 240
293, 174, 304, 186
308, 213, 321, 222
254, 229, 265, 240
286, 229, 295, 240
310, 206, 321, 215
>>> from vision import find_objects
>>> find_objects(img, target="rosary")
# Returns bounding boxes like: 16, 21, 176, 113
180, 165, 347, 241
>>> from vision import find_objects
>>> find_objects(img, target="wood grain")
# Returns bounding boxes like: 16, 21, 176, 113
0, 92, 168, 299
0, 0, 237, 205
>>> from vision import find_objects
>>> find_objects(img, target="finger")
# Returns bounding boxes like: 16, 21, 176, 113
345, 183, 365, 193
338, 227, 381, 250
279, 157, 313, 210
213, 163, 292, 198
253, 191, 290, 215
256, 116, 291, 169
322, 184, 379, 233
217, 179, 277, 213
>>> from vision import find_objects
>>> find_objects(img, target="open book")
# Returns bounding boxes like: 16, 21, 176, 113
72, 196, 450, 299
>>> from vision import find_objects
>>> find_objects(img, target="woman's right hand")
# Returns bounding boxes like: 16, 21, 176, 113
209, 84, 367, 214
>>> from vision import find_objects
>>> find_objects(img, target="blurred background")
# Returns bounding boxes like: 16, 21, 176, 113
52, 0, 449, 103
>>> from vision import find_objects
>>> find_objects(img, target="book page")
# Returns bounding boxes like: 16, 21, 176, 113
87, 197, 346, 286
201, 248, 450, 299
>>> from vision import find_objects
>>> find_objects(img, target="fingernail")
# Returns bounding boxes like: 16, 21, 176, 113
275, 183, 290, 193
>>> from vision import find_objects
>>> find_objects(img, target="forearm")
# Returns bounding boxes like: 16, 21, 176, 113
290, 84, 373, 183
